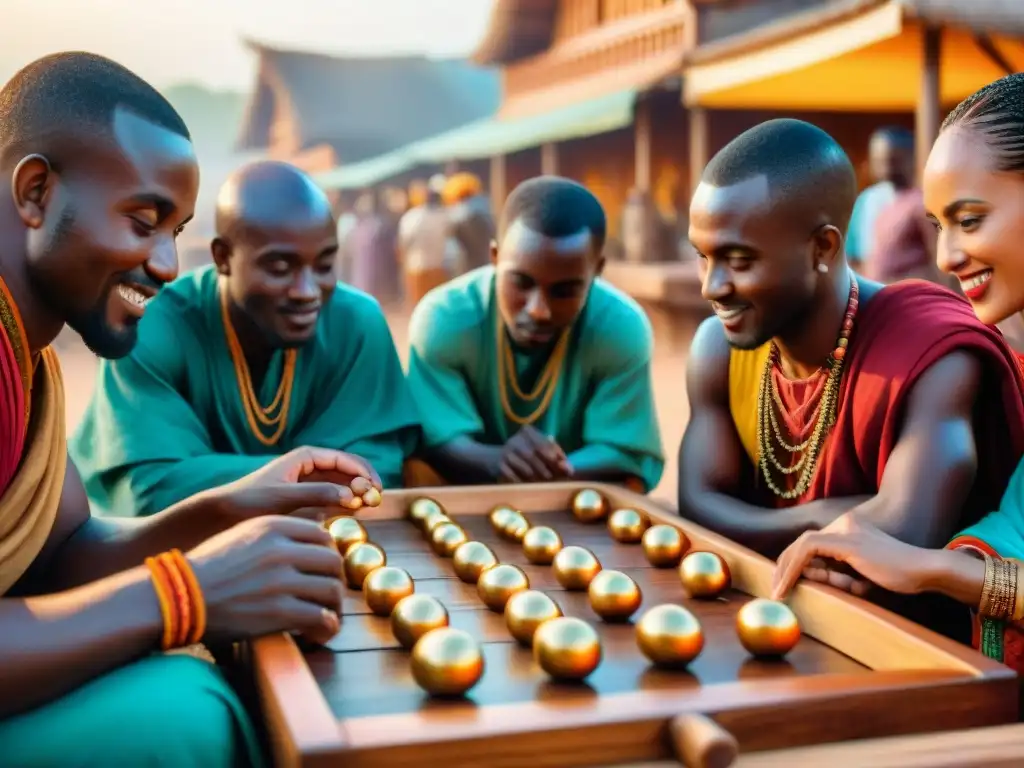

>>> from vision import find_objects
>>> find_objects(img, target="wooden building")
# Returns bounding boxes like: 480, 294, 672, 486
234, 41, 500, 174
684, 0, 1024, 180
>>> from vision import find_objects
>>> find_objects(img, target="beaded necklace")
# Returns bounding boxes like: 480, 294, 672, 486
756, 275, 859, 499
496, 313, 570, 427
219, 287, 297, 447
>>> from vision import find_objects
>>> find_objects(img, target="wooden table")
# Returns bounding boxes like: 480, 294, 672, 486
245, 482, 1018, 767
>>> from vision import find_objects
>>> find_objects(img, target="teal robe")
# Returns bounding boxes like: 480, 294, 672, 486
0, 654, 264, 766
70, 266, 420, 517
406, 266, 664, 491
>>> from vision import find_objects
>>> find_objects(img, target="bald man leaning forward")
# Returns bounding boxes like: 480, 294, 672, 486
71, 160, 420, 517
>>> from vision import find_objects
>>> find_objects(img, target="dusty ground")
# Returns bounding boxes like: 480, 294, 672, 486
57, 308, 693, 504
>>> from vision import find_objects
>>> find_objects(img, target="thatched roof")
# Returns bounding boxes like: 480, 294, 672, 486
236, 43, 500, 162
688, 0, 1024, 65
471, 0, 559, 65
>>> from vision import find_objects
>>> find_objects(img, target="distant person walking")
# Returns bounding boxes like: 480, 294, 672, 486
399, 176, 453, 310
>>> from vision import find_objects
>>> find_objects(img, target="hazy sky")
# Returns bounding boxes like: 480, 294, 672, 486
0, 0, 496, 91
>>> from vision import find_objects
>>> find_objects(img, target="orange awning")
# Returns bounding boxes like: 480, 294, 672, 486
684, 1, 1024, 112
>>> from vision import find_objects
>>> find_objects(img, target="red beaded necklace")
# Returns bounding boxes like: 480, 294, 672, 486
756, 275, 859, 500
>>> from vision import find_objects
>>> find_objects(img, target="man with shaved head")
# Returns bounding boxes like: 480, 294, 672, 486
405, 176, 663, 491
72, 159, 420, 516
678, 119, 1024, 635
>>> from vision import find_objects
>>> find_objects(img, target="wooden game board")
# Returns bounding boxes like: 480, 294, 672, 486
244, 482, 1017, 767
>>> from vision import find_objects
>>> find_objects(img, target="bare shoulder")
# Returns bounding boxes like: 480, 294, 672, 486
904, 349, 983, 418
686, 315, 732, 404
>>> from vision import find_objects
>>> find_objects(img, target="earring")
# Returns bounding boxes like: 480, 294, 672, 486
817, 263, 829, 274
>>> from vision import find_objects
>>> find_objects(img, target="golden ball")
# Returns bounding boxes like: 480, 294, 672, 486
607, 508, 649, 543
636, 604, 704, 668
571, 488, 608, 523
552, 545, 602, 590
410, 628, 485, 696
408, 497, 443, 529
343, 542, 387, 590
736, 599, 801, 658
679, 551, 731, 599
502, 513, 530, 542
505, 590, 563, 646
430, 522, 468, 558
489, 505, 519, 533
642, 525, 688, 568
587, 570, 643, 622
533, 617, 602, 680
391, 594, 450, 649
363, 566, 415, 617
451, 541, 498, 584
522, 526, 563, 565
423, 510, 453, 537
327, 517, 368, 555
361, 487, 382, 508
476, 564, 530, 612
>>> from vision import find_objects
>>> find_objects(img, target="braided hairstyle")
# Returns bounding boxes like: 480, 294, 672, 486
942, 72, 1024, 173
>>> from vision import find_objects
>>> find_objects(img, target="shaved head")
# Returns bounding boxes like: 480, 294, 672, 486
701, 118, 857, 235
212, 160, 338, 350
215, 160, 333, 241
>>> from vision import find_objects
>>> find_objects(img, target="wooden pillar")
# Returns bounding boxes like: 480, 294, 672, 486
634, 96, 652, 192
688, 107, 710, 203
490, 154, 507, 214
541, 142, 559, 176
916, 25, 941, 182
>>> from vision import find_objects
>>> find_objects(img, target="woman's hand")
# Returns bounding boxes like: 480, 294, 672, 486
771, 513, 932, 600
211, 447, 383, 523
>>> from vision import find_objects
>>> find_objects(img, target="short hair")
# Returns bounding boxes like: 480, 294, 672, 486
871, 125, 914, 150
500, 176, 607, 252
942, 72, 1024, 174
701, 118, 858, 233
0, 52, 190, 169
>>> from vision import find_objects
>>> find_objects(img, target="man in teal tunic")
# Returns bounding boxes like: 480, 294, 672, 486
405, 176, 664, 491
71, 160, 420, 517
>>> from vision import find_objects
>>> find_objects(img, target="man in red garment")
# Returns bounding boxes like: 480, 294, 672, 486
678, 119, 1024, 636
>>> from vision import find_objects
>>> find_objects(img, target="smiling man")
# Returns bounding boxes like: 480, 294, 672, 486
404, 175, 663, 491
71, 160, 420, 516
678, 119, 1024, 601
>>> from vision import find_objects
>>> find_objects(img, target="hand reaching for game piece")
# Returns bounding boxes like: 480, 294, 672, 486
771, 513, 928, 600
186, 516, 344, 642
498, 426, 574, 484
211, 446, 383, 523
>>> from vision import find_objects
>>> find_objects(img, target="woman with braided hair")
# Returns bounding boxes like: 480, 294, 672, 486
773, 72, 1024, 671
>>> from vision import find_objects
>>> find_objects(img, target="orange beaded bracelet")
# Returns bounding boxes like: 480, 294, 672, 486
156, 553, 192, 648
145, 556, 179, 650
169, 549, 207, 645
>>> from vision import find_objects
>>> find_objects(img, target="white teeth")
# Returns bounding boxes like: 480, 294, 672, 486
716, 307, 745, 320
960, 271, 992, 291
117, 284, 149, 308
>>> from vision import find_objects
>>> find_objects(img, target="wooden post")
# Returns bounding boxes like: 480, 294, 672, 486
689, 107, 710, 203
634, 96, 652, 192
490, 154, 507, 215
916, 25, 941, 182
541, 142, 559, 176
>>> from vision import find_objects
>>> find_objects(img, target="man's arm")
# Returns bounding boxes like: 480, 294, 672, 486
678, 318, 864, 554
15, 459, 231, 593
847, 350, 981, 547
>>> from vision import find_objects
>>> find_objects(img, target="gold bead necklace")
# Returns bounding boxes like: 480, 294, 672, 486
219, 287, 297, 446
496, 313, 569, 427
756, 276, 858, 499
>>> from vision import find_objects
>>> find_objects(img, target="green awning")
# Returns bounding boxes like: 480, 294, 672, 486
316, 89, 637, 190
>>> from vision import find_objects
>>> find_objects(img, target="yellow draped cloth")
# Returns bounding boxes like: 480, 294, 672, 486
0, 347, 65, 596
728, 343, 771, 466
